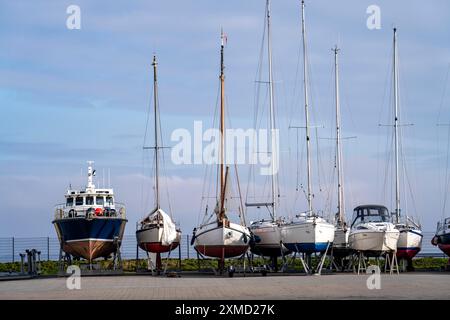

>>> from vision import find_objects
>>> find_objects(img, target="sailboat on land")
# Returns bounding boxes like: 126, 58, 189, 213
389, 29, 423, 263
349, 29, 422, 257
136, 56, 181, 260
192, 32, 251, 270
281, 0, 335, 255
246, 0, 290, 261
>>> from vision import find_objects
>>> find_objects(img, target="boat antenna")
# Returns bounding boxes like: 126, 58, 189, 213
301, 0, 313, 216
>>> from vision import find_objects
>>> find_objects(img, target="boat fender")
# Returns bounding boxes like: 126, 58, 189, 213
250, 234, 261, 244
190, 234, 196, 246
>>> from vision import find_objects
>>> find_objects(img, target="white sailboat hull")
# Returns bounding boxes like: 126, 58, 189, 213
281, 217, 335, 253
194, 221, 250, 258
396, 228, 422, 259
137, 226, 181, 254
249, 221, 290, 257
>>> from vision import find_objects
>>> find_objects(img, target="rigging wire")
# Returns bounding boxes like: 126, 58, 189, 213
437, 64, 450, 219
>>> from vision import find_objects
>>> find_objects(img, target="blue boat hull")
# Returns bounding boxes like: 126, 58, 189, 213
284, 242, 330, 254
53, 217, 127, 260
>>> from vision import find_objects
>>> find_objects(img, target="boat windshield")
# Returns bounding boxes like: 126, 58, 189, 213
351, 206, 390, 227
66, 197, 73, 206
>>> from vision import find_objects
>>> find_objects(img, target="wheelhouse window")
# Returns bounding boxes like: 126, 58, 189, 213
86, 196, 94, 205
75, 197, 84, 206
106, 196, 113, 206
96, 196, 104, 206
66, 197, 74, 206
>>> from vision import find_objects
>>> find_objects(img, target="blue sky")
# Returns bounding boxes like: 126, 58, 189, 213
1, 0, 450, 237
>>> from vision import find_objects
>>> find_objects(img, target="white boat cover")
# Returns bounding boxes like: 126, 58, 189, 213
146, 208, 177, 245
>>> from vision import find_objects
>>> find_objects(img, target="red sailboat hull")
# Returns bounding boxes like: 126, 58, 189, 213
396, 247, 421, 260
139, 241, 180, 254
195, 245, 248, 258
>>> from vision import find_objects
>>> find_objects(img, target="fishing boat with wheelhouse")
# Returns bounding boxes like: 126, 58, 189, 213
53, 161, 127, 263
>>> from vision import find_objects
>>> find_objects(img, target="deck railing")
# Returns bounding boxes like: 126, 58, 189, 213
53, 203, 126, 220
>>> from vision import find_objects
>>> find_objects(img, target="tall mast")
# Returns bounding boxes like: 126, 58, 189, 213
393, 28, 400, 223
266, 0, 277, 220
301, 0, 313, 215
219, 31, 226, 221
333, 46, 344, 226
152, 55, 160, 209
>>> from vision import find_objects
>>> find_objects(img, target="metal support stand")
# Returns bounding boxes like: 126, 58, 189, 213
145, 251, 156, 275
293, 245, 310, 274
112, 237, 122, 271
36, 250, 42, 275
58, 244, 72, 276
195, 250, 221, 275
314, 242, 331, 275
178, 241, 182, 272
135, 242, 140, 272
384, 250, 399, 275
353, 251, 367, 275
19, 253, 25, 274
278, 243, 309, 274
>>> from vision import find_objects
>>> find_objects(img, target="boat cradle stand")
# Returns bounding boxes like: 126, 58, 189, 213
280, 241, 332, 275
195, 249, 250, 276
351, 250, 399, 275
327, 247, 353, 272
139, 242, 182, 276
247, 241, 288, 274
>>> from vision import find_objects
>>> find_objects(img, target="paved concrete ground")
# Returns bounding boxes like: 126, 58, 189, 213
0, 273, 449, 299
